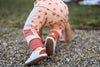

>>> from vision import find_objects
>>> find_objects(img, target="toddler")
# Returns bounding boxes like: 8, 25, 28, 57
23, 0, 71, 65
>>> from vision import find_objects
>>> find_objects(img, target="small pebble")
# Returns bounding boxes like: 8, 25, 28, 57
0, 29, 100, 67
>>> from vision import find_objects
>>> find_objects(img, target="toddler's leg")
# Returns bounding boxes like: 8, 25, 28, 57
45, 23, 64, 56
23, 7, 47, 65
23, 6, 47, 51
24, 28, 44, 51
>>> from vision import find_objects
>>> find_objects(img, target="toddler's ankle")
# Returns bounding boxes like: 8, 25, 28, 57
29, 38, 44, 51
48, 30, 60, 40
34, 47, 43, 51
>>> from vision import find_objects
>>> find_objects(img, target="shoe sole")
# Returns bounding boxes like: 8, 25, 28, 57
25, 56, 47, 65
46, 38, 53, 56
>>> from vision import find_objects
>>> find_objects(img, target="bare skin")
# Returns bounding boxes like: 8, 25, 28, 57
59, 23, 71, 43
35, 23, 71, 51
35, 47, 43, 51
38, 23, 71, 43
38, 27, 43, 42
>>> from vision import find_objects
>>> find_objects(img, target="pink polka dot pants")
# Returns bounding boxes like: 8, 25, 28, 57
23, 6, 68, 51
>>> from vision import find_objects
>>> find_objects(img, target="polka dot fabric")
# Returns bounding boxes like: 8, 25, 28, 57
34, 0, 69, 21
31, 0, 69, 33
31, 6, 67, 34
23, 0, 70, 51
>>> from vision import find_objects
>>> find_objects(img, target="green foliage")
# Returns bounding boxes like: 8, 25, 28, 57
67, 3, 100, 29
0, 0, 33, 27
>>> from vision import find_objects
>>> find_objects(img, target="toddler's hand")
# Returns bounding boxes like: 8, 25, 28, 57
59, 39, 65, 42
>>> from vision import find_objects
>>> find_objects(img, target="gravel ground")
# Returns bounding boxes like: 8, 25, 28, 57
0, 28, 100, 67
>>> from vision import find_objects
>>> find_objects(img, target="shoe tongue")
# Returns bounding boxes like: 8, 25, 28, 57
39, 49, 46, 55
37, 48, 45, 52
48, 34, 56, 40
32, 48, 45, 55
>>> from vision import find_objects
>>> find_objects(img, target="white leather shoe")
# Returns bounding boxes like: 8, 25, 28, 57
44, 33, 56, 56
25, 48, 47, 65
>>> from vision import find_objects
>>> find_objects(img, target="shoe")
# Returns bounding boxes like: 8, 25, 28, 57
25, 48, 47, 65
44, 33, 56, 56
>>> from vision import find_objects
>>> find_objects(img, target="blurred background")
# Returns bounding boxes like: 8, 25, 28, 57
0, 0, 100, 66
0, 0, 100, 30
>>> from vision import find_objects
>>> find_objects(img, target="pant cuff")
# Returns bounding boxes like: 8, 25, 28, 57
48, 30, 60, 40
29, 38, 43, 51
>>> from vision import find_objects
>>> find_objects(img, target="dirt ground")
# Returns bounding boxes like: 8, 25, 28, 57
0, 28, 100, 67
